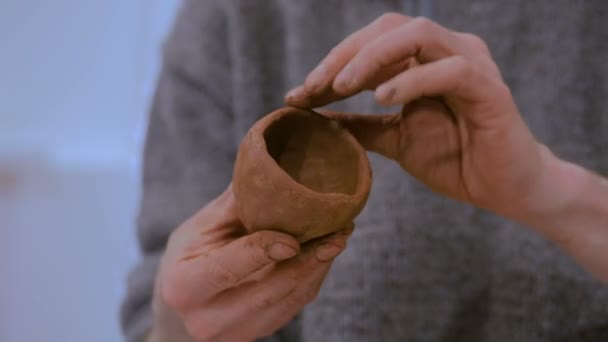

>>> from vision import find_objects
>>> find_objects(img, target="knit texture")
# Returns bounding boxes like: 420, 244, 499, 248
121, 1, 608, 341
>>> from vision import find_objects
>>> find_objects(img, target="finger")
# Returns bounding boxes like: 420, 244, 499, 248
285, 85, 346, 109
304, 13, 411, 92
165, 230, 300, 311
285, 13, 411, 108
454, 32, 491, 56
241, 261, 276, 283
285, 58, 413, 108
452, 32, 502, 79
333, 17, 470, 95
374, 56, 512, 124
317, 109, 402, 160
236, 228, 354, 338
225, 259, 330, 340
186, 227, 353, 341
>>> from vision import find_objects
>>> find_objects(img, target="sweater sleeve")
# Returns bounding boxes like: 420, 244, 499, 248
120, 1, 236, 341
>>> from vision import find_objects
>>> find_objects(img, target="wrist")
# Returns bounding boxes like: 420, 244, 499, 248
513, 151, 598, 242
507, 147, 580, 233
512, 153, 608, 282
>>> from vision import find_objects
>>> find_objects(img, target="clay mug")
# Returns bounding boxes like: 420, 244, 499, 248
233, 106, 372, 243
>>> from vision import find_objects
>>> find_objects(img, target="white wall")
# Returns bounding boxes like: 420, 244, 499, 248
0, 0, 180, 341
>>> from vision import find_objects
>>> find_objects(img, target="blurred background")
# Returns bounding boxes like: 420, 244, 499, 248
0, 0, 180, 341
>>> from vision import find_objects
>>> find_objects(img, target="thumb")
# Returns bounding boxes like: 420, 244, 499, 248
316, 109, 402, 161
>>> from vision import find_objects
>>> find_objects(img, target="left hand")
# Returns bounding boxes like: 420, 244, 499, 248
285, 13, 565, 222
152, 185, 352, 342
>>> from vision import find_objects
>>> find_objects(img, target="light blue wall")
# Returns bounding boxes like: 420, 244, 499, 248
0, 0, 180, 341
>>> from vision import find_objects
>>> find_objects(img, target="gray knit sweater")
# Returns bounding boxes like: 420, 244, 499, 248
121, 1, 608, 341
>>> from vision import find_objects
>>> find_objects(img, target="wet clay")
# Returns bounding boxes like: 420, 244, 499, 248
233, 106, 372, 243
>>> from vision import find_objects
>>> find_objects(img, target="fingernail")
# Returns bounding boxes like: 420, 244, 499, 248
285, 87, 299, 99
316, 243, 343, 262
335, 63, 356, 91
269, 243, 298, 260
285, 86, 305, 101
306, 64, 326, 90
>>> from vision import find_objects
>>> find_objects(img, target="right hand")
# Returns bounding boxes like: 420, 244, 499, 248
285, 13, 556, 223
150, 185, 353, 342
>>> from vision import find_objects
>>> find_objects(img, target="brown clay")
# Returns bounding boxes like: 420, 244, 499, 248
233, 106, 372, 243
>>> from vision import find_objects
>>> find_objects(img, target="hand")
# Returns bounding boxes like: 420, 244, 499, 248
285, 13, 564, 221
150, 185, 352, 342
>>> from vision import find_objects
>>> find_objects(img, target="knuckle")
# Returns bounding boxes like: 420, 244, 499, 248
499, 81, 513, 98
244, 232, 283, 264
360, 41, 399, 71
320, 230, 350, 246
249, 230, 284, 247
376, 12, 408, 26
159, 276, 187, 312
302, 287, 320, 303
244, 234, 270, 257
492, 80, 515, 105
461, 33, 490, 54
446, 56, 476, 95
370, 54, 389, 72
410, 16, 436, 33
326, 46, 340, 60
288, 287, 319, 307
451, 56, 475, 79
285, 292, 308, 308
207, 256, 240, 289
159, 265, 197, 312
166, 230, 179, 246
252, 292, 279, 312
471, 34, 489, 50
245, 232, 267, 248
185, 314, 223, 342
